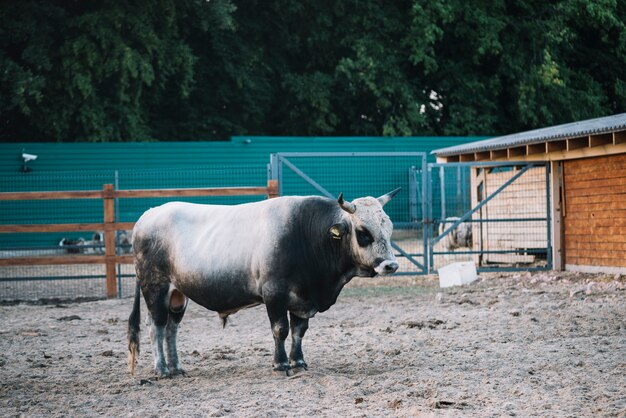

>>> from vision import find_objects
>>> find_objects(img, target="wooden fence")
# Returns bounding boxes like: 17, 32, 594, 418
0, 180, 279, 298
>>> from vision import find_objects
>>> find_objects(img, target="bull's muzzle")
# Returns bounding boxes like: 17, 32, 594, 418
374, 259, 399, 275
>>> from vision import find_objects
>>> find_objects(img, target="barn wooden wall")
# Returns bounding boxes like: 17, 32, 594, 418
471, 166, 548, 264
563, 153, 626, 268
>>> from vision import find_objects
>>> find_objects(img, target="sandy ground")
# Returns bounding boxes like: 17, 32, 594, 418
0, 271, 624, 417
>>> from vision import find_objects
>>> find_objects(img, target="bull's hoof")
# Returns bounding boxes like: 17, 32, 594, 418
272, 363, 293, 377
154, 361, 171, 378
170, 367, 187, 377
154, 368, 171, 379
290, 359, 308, 373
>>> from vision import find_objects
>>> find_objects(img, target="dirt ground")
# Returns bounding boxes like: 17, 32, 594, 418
0, 271, 624, 417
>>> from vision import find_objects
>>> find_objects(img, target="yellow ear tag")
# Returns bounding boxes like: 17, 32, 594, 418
330, 226, 342, 240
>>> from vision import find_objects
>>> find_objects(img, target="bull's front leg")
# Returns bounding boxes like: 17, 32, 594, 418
263, 287, 292, 375
289, 312, 309, 371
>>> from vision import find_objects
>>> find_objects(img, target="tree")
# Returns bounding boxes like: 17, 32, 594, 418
0, 0, 236, 141
1, 0, 624, 141
414, 0, 626, 135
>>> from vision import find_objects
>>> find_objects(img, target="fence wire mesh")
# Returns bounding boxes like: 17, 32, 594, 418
429, 163, 550, 272
1, 158, 551, 302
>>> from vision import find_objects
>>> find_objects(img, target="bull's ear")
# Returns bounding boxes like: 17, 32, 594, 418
329, 222, 348, 240
377, 187, 401, 206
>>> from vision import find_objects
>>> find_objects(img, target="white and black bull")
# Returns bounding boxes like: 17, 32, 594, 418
127, 189, 401, 377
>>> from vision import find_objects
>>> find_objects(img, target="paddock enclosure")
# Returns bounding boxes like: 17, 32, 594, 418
0, 132, 624, 417
0, 272, 624, 417
1, 154, 552, 301
1, 137, 478, 301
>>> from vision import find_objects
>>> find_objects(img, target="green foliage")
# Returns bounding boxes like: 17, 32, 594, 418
0, 0, 236, 141
1, 0, 624, 141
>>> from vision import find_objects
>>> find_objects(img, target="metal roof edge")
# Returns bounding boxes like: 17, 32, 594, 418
432, 113, 626, 157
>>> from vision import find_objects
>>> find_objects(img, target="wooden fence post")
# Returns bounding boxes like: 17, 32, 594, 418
103, 184, 117, 298
267, 179, 279, 198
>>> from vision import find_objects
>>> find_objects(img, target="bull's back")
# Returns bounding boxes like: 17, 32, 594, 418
134, 200, 285, 272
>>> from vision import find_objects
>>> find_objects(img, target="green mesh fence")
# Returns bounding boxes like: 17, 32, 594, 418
277, 154, 426, 223
115, 166, 267, 222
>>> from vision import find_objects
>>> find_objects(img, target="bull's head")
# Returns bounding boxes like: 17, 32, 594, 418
331, 188, 401, 276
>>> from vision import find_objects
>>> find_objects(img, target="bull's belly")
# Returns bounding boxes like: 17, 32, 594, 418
172, 272, 262, 313
172, 273, 320, 320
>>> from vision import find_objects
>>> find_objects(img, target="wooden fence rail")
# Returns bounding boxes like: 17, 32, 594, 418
0, 180, 279, 298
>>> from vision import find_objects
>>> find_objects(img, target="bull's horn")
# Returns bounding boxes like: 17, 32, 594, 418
337, 192, 356, 214
377, 187, 401, 206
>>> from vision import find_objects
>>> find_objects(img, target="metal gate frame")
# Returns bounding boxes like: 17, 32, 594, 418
427, 161, 552, 273
269, 155, 552, 275
269, 152, 429, 275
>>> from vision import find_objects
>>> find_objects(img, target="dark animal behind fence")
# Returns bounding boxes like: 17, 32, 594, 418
438, 217, 472, 251
58, 231, 133, 255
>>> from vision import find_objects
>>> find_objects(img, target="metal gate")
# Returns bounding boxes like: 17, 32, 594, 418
427, 161, 552, 273
270, 154, 552, 275
269, 153, 429, 275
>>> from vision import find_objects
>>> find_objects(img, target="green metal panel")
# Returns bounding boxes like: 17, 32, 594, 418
0, 136, 484, 175
0, 137, 483, 249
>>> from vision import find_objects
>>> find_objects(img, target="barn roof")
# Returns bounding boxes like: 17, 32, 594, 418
432, 113, 626, 161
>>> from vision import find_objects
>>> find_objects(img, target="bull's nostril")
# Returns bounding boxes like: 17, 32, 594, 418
385, 262, 399, 273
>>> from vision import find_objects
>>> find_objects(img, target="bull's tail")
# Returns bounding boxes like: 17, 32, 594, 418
127, 281, 141, 375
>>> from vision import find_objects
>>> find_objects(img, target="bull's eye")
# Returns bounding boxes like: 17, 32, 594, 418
356, 228, 373, 247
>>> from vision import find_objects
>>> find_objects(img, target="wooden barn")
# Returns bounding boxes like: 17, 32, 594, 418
433, 113, 626, 274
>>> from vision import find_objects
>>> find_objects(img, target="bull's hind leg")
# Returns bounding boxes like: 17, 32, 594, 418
135, 235, 178, 377
289, 312, 309, 372
143, 283, 170, 377
165, 288, 188, 375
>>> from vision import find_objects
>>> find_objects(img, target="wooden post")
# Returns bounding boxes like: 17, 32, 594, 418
103, 184, 117, 298
550, 161, 563, 270
267, 179, 279, 198
470, 167, 487, 266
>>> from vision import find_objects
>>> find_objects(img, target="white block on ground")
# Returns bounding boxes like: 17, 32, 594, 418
438, 261, 478, 288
